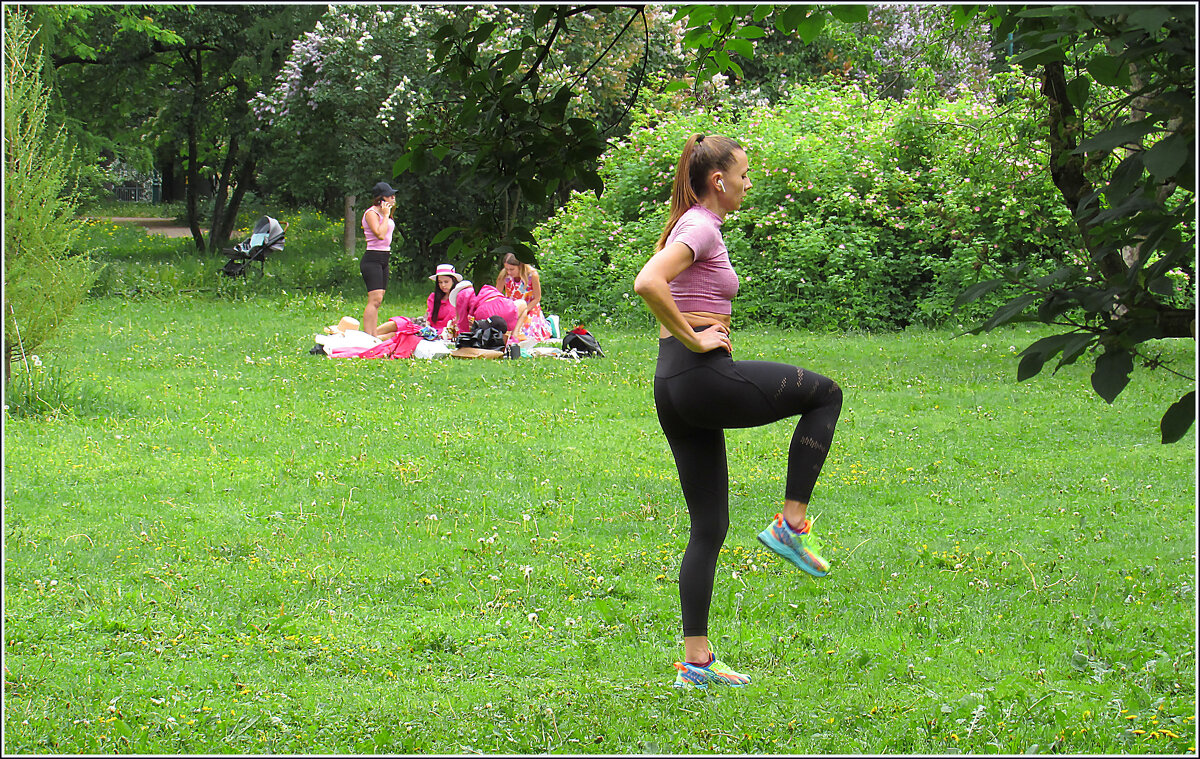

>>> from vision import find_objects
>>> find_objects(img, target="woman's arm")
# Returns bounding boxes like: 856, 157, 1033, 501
495, 270, 506, 291
527, 270, 542, 309
634, 242, 730, 353
364, 206, 388, 239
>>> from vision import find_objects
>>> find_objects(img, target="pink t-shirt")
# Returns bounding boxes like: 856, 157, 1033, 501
454, 284, 519, 335
362, 207, 394, 251
425, 292, 454, 330
663, 205, 739, 315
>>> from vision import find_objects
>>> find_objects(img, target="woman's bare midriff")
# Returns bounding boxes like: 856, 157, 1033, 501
659, 311, 732, 339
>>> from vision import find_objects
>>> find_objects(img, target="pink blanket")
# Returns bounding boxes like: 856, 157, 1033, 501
328, 317, 422, 359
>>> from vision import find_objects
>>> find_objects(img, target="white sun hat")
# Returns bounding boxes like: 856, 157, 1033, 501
429, 263, 463, 282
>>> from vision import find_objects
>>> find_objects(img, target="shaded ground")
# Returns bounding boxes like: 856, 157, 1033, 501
86, 217, 193, 238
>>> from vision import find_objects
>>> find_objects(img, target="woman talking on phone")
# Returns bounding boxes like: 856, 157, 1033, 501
634, 133, 843, 689
360, 181, 397, 336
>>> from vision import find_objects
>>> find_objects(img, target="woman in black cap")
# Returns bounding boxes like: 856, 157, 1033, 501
360, 181, 397, 335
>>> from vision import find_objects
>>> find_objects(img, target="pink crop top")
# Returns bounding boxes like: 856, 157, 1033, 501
362, 207, 394, 251
664, 205, 739, 315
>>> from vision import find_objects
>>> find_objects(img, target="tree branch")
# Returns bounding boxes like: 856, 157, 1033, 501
51, 39, 216, 67
602, 7, 652, 137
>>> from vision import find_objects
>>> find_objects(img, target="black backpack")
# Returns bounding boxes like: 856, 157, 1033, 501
562, 327, 604, 357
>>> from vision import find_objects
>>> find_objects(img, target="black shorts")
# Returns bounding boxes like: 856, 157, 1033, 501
360, 250, 390, 292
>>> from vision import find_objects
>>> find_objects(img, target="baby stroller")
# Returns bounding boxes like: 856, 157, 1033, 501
220, 216, 287, 277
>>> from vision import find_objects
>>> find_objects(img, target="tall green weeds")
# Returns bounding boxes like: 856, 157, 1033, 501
4, 8, 95, 371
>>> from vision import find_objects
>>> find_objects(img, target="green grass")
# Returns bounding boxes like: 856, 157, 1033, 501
78, 199, 188, 220
72, 210, 365, 298
3, 291, 1195, 754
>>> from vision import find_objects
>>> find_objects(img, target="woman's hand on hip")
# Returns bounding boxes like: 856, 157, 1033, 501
692, 323, 731, 354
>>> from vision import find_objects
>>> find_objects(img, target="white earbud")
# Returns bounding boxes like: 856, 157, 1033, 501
717, 179, 726, 192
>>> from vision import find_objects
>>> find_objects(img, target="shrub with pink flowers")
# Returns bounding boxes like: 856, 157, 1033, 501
536, 72, 1078, 331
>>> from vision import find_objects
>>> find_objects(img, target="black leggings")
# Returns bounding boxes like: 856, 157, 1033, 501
654, 334, 842, 638
360, 250, 390, 292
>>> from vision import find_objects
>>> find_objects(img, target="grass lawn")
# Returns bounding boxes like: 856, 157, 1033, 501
3, 290, 1195, 754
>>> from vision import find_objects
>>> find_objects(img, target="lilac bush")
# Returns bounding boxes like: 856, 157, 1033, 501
833, 4, 995, 102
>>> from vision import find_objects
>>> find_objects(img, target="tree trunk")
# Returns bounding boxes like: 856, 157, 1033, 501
184, 51, 206, 252
209, 133, 239, 252
1041, 60, 1125, 282
210, 151, 256, 252
344, 194, 357, 255
185, 118, 205, 251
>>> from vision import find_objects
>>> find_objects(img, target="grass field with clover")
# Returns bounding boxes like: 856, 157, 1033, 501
4, 289, 1195, 754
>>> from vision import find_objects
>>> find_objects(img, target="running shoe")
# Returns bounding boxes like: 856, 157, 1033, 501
757, 514, 829, 577
672, 655, 751, 689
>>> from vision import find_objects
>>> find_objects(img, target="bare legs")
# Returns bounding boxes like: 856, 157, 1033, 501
781, 498, 808, 531
363, 289, 385, 336
374, 317, 398, 339
509, 299, 531, 341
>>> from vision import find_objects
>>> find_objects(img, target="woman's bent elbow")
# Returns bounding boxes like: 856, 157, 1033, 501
633, 273, 655, 299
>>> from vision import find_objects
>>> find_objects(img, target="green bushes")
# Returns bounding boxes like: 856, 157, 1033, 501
535, 74, 1080, 331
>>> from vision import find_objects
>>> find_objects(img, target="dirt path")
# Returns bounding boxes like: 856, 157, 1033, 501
85, 217, 194, 238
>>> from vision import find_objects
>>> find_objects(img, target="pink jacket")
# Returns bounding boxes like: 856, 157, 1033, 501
455, 284, 518, 335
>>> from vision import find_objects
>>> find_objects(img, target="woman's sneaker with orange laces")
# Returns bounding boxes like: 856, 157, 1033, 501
757, 514, 829, 577
672, 654, 751, 689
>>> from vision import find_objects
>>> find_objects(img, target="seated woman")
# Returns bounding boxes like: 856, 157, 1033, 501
448, 279, 522, 341
372, 263, 463, 343
425, 263, 461, 333
496, 252, 553, 342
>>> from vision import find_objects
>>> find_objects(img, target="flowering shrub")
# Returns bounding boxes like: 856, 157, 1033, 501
536, 74, 1078, 331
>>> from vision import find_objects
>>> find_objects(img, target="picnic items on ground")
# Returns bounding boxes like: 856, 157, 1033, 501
562, 325, 605, 357
310, 298, 587, 360
448, 281, 519, 340
326, 316, 422, 359
454, 316, 507, 350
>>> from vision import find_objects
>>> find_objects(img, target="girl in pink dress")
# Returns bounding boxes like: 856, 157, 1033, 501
496, 252, 552, 342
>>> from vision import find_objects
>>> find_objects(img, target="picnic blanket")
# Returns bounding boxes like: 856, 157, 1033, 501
326, 317, 422, 359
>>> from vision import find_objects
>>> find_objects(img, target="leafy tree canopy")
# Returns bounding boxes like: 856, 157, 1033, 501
393, 5, 682, 271
960, 5, 1195, 443
48, 4, 322, 251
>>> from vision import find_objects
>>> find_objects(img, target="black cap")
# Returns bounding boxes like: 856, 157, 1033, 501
372, 181, 397, 198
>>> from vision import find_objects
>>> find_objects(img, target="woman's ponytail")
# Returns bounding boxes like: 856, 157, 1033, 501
656, 133, 742, 251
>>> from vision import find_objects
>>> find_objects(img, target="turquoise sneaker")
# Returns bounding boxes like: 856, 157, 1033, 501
757, 514, 829, 577
672, 654, 751, 689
